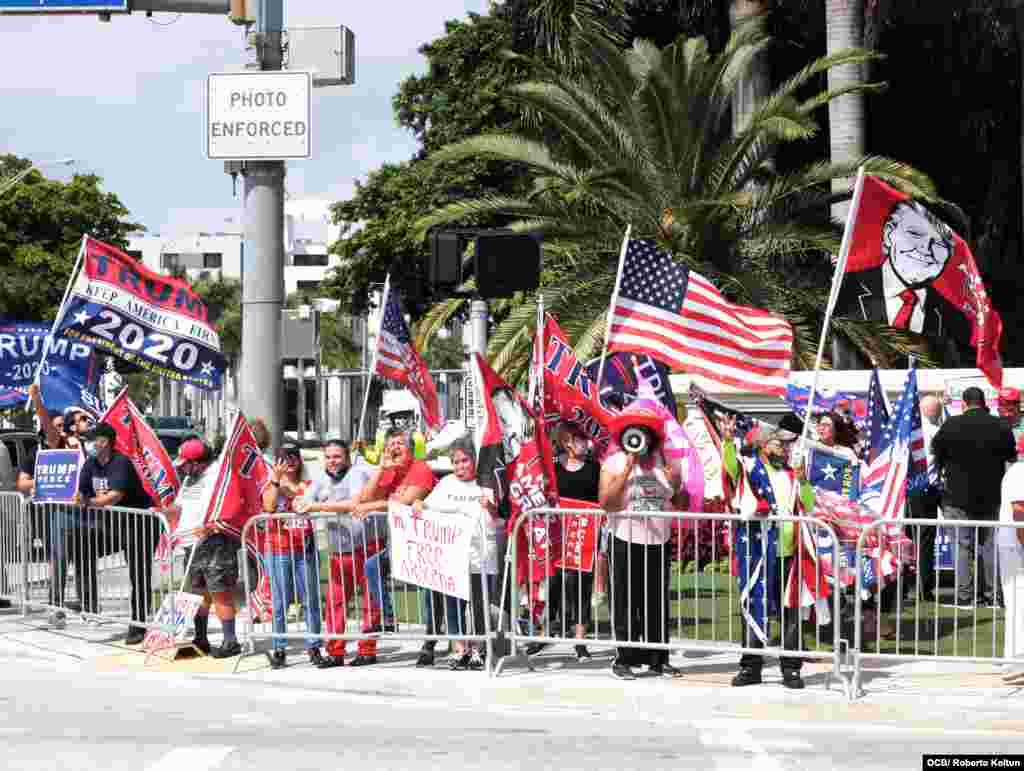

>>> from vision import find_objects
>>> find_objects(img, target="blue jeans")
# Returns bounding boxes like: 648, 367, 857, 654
444, 574, 493, 639
268, 546, 322, 651
364, 548, 394, 622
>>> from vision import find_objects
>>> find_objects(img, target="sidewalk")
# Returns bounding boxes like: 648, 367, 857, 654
1, 608, 1023, 736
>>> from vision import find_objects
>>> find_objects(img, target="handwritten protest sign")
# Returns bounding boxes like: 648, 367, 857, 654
33, 449, 83, 503
143, 591, 204, 655
554, 498, 602, 573
388, 502, 473, 601
170, 465, 219, 546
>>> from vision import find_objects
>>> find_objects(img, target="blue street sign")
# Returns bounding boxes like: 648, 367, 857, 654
0, 0, 128, 11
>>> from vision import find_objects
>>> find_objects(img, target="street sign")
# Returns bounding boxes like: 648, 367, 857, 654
0, 0, 128, 11
206, 71, 311, 160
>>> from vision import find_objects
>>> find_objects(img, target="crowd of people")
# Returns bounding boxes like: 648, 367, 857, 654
12, 377, 1024, 684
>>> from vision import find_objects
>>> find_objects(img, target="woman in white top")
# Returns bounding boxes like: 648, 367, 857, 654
600, 404, 689, 681
412, 436, 499, 671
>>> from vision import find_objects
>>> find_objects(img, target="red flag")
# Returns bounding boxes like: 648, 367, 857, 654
542, 315, 618, 451
99, 389, 179, 508
844, 176, 1003, 387
553, 498, 601, 573
203, 412, 269, 539
507, 430, 561, 585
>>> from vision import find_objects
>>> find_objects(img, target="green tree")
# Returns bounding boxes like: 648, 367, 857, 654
0, 155, 142, 322
415, 22, 937, 382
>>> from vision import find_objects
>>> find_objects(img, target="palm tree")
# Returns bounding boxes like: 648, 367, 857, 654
825, 0, 865, 223
413, 21, 938, 384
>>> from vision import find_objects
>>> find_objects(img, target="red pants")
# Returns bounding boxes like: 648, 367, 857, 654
325, 541, 382, 657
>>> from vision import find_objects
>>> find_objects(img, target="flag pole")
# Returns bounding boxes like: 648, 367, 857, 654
595, 224, 632, 395
29, 235, 88, 407
528, 294, 544, 416
356, 274, 390, 444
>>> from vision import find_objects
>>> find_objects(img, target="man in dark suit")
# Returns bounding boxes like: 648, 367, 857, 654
931, 387, 1016, 607
837, 200, 969, 340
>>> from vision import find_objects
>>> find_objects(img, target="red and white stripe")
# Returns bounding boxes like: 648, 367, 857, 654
608, 272, 793, 396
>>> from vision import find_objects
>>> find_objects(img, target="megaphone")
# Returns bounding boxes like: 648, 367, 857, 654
620, 425, 655, 456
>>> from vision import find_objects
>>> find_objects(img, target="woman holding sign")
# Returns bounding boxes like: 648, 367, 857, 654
412, 436, 499, 672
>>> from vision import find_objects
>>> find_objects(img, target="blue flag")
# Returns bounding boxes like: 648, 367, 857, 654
585, 352, 678, 419
0, 321, 103, 415
806, 442, 861, 500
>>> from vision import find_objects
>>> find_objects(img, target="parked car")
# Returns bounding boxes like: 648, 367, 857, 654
0, 430, 40, 493
145, 416, 198, 459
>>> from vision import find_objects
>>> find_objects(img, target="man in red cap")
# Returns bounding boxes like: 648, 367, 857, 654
998, 388, 1024, 462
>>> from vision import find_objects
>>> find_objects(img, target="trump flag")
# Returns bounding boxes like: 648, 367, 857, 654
55, 236, 226, 390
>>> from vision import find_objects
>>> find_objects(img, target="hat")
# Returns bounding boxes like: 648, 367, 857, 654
178, 438, 209, 463
608, 403, 666, 448
999, 387, 1021, 404
84, 423, 116, 442
962, 386, 987, 405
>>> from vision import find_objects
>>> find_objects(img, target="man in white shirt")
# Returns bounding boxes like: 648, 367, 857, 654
998, 462, 1024, 681
909, 394, 943, 601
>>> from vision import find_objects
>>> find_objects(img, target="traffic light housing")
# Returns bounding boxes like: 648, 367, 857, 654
427, 229, 541, 299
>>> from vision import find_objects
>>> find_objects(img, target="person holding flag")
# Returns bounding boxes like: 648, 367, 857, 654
718, 415, 815, 690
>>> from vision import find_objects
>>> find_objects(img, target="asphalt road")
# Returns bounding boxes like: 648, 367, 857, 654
1, 657, 1023, 771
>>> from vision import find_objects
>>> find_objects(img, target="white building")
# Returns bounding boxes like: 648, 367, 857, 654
126, 198, 342, 297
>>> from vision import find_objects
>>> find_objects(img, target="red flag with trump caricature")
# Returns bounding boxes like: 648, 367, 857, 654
838, 176, 1003, 387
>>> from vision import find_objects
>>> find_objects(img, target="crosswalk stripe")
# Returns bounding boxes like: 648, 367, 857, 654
146, 746, 234, 771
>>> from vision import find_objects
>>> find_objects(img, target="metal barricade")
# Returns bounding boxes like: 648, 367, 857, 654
0, 492, 28, 608
237, 509, 496, 673
495, 507, 849, 694
22, 501, 178, 634
851, 517, 1024, 700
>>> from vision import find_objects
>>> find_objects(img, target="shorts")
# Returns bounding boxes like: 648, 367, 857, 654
188, 533, 242, 593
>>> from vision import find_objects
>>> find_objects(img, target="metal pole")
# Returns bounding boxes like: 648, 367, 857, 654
469, 298, 488, 357
240, 0, 285, 447
296, 357, 306, 444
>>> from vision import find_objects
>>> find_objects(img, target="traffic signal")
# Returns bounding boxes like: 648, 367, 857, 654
427, 230, 466, 290
474, 232, 541, 298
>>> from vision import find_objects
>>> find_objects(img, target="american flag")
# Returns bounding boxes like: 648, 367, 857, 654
859, 368, 926, 523
864, 367, 890, 463
374, 285, 441, 430
608, 239, 793, 395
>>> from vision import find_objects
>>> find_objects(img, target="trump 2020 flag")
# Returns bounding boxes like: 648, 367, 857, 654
607, 239, 793, 396
840, 176, 1003, 388
373, 280, 441, 431
54, 236, 225, 390
0, 321, 104, 415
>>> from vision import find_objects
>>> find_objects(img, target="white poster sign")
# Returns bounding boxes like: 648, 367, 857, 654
143, 591, 204, 655
388, 502, 473, 601
684, 412, 723, 499
170, 463, 220, 546
207, 71, 312, 160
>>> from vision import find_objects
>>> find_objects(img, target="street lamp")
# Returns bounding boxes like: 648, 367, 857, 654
0, 158, 75, 199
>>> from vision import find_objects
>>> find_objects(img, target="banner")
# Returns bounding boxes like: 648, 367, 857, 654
143, 591, 204, 655
553, 498, 601, 573
584, 352, 678, 419
0, 321, 103, 414
806, 441, 861, 500
55, 237, 225, 390
100, 389, 179, 508
32, 449, 83, 502
388, 501, 473, 601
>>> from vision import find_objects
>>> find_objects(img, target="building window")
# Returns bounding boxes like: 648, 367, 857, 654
296, 280, 321, 294
203, 252, 223, 269
161, 253, 180, 270
293, 253, 329, 267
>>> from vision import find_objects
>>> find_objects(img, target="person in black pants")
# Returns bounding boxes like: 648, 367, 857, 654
908, 395, 945, 601
77, 422, 156, 644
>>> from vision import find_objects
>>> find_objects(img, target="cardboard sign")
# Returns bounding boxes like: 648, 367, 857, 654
171, 464, 219, 546
554, 498, 602, 573
143, 591, 204, 655
388, 502, 473, 601
33, 449, 83, 503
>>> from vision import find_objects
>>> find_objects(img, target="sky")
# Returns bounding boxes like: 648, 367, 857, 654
0, 0, 491, 235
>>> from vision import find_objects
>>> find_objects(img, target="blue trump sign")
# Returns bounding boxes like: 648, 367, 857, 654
33, 450, 83, 503
0, 0, 128, 11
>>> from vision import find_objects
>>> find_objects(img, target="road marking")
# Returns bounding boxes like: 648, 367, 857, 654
146, 746, 234, 771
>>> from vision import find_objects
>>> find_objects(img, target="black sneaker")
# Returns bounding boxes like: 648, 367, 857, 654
525, 642, 550, 656
448, 653, 471, 671
468, 650, 485, 671
611, 659, 636, 680
315, 654, 345, 669
124, 626, 146, 646
416, 648, 435, 668
650, 662, 683, 678
575, 645, 592, 663
0, 598, 12, 609
266, 650, 287, 670
190, 637, 211, 656
307, 649, 325, 667
731, 667, 762, 687
210, 640, 243, 659
349, 655, 377, 667
782, 670, 805, 690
